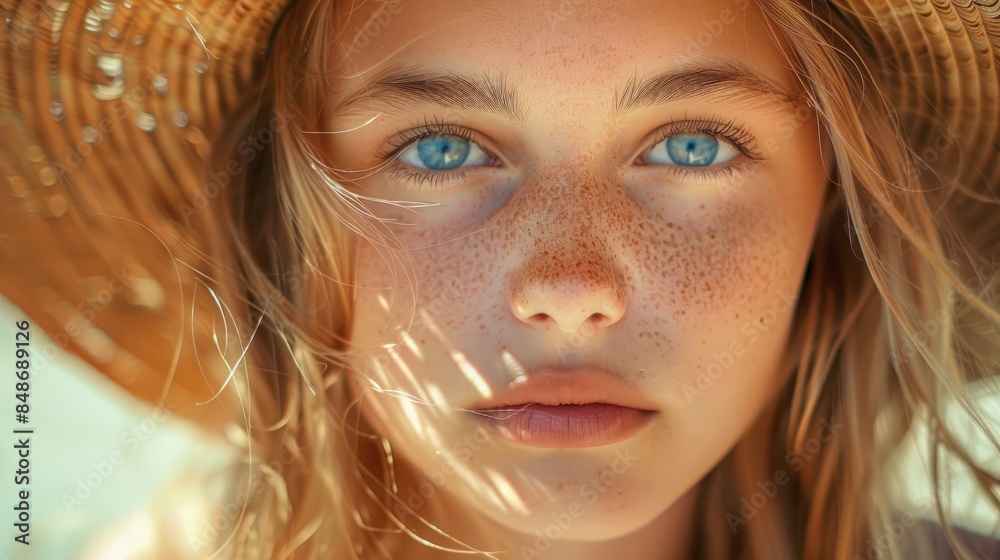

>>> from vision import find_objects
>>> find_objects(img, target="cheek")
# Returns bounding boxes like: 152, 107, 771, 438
345, 227, 504, 397
628, 179, 821, 401
634, 195, 799, 329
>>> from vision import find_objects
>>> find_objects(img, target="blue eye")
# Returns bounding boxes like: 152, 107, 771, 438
398, 134, 491, 171
643, 132, 739, 167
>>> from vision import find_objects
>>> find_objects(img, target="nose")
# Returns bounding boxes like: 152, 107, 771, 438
508, 244, 628, 334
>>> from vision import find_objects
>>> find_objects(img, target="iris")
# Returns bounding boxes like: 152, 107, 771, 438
665, 132, 719, 166
414, 134, 471, 170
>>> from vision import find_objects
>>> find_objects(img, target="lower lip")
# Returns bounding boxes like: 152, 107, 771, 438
474, 403, 655, 448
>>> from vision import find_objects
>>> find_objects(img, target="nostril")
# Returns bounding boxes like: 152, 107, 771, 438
518, 307, 617, 334
508, 263, 628, 333
588, 314, 610, 329
570, 313, 609, 334
527, 314, 575, 332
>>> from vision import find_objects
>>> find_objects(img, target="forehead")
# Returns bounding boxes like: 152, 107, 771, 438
330, 0, 798, 102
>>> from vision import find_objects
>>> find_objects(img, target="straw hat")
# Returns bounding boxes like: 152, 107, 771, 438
0, 0, 291, 427
0, 0, 998, 422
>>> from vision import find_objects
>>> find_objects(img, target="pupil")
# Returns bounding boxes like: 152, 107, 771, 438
417, 134, 470, 170
666, 133, 718, 167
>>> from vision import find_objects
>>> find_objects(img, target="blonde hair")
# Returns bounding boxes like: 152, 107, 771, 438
202, 0, 1000, 557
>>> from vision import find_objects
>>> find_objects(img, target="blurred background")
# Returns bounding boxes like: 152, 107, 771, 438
1, 294, 240, 560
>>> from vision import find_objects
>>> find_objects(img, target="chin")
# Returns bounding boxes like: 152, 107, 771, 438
467, 473, 677, 542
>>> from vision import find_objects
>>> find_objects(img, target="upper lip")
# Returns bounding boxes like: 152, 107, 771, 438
468, 366, 659, 411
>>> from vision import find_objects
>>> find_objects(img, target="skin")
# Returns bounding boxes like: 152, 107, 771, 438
320, 0, 833, 558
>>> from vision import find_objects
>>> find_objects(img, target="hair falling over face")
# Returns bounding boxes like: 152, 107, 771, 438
204, 0, 1000, 558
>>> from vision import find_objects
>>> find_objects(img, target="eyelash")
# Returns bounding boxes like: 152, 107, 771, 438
375, 116, 494, 189
639, 116, 763, 182
377, 114, 762, 190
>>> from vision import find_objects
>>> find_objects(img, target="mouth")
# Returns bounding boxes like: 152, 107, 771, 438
468, 367, 659, 448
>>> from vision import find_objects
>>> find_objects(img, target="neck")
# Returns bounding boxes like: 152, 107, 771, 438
382, 455, 702, 560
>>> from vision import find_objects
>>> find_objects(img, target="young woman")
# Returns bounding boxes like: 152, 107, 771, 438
1, 0, 999, 558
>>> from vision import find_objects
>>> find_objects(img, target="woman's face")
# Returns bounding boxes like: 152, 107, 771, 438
325, 0, 830, 542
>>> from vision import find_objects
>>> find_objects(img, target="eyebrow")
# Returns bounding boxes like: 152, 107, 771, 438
332, 63, 799, 125
334, 67, 529, 125
613, 65, 799, 117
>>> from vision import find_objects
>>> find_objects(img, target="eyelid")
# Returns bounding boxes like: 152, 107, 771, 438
377, 116, 502, 165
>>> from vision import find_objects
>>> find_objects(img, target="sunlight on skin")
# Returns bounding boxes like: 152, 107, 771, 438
485, 468, 532, 516
400, 330, 424, 360
500, 346, 529, 384
416, 307, 450, 346
398, 398, 427, 440
450, 453, 509, 516
366, 358, 390, 387
422, 414, 448, 451
477, 481, 509, 516
513, 467, 559, 505
388, 348, 423, 399
327, 0, 833, 557
426, 384, 447, 409
450, 350, 494, 399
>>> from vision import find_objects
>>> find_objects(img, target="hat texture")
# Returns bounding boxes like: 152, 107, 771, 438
0, 0, 291, 423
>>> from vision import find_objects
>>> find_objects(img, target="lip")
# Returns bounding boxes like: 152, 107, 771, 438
469, 367, 658, 448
